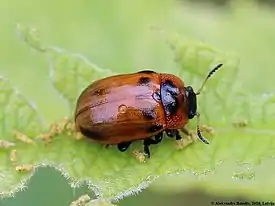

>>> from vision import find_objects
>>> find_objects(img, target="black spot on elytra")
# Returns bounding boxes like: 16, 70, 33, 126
147, 124, 163, 133
141, 108, 157, 120
137, 70, 156, 74
78, 126, 104, 140
138, 77, 151, 85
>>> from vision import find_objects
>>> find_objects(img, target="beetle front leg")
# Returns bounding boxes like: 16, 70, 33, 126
180, 128, 192, 137
165, 129, 195, 149
176, 128, 196, 149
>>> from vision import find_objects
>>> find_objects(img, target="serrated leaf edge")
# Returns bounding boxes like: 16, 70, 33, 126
0, 75, 46, 128
46, 47, 114, 110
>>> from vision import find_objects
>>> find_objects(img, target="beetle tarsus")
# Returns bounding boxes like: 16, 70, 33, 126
117, 141, 132, 152
144, 143, 151, 158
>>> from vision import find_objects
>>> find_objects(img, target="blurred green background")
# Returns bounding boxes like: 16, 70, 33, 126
1, 0, 275, 205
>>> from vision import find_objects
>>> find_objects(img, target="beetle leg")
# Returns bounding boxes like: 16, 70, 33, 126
154, 132, 163, 143
143, 139, 151, 158
143, 132, 163, 158
174, 130, 182, 140
180, 128, 192, 137
117, 141, 132, 152
165, 129, 177, 138
175, 128, 197, 149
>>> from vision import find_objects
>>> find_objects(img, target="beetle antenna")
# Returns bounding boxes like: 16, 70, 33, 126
196, 63, 223, 95
196, 112, 209, 144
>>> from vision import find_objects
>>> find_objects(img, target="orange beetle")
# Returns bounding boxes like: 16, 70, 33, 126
75, 64, 223, 158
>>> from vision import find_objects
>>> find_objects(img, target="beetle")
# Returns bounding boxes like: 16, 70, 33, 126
74, 63, 223, 158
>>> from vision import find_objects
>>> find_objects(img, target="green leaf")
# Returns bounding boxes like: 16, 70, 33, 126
151, 157, 275, 201
69, 195, 117, 206
70, 195, 115, 206
86, 198, 117, 206
0, 76, 45, 196
2, 24, 275, 202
